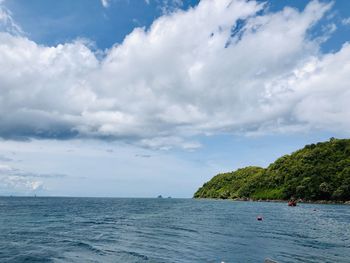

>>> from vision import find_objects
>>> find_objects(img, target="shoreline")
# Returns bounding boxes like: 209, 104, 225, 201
195, 197, 350, 205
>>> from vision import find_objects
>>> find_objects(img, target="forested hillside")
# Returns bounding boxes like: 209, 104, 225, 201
194, 138, 350, 201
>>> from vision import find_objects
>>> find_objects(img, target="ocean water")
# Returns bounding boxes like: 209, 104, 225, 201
0, 198, 349, 263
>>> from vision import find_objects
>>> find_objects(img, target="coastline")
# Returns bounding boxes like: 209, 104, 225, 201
195, 197, 350, 205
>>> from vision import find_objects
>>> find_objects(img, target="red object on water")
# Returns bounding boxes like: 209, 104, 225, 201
288, 200, 297, 206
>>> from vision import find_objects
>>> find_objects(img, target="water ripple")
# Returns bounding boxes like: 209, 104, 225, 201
0, 197, 349, 263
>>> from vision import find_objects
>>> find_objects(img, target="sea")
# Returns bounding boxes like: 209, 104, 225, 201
0, 197, 349, 263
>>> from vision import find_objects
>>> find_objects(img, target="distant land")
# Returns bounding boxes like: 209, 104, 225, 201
194, 138, 350, 202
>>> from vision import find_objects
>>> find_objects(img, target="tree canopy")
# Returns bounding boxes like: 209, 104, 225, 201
194, 138, 350, 201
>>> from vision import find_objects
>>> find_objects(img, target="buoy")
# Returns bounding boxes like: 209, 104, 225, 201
257, 216, 263, 221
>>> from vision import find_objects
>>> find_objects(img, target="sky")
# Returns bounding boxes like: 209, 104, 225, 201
0, 0, 349, 197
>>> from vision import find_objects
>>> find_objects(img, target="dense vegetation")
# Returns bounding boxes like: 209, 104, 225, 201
194, 138, 350, 201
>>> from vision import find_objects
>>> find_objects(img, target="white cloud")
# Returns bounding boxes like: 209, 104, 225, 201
0, 0, 349, 149
0, 160, 69, 194
0, 2, 23, 35
0, 139, 213, 197
0, 175, 44, 192
342, 17, 350, 26
156, 0, 184, 14
0, 164, 44, 193
140, 136, 201, 151
101, 0, 110, 8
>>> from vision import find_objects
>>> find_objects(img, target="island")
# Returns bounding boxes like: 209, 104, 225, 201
194, 138, 350, 202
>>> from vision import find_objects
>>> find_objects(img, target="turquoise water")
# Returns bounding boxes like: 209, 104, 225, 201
0, 197, 349, 262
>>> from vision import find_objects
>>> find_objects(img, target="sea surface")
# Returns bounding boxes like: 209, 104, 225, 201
0, 197, 349, 263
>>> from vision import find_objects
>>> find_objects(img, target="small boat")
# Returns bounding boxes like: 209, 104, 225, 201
288, 200, 297, 206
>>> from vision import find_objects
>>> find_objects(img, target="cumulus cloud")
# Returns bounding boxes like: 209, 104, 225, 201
0, 175, 43, 192
0, 164, 44, 192
0, 0, 349, 149
0, 163, 68, 194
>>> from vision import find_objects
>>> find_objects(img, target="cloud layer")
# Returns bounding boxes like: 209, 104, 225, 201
0, 0, 349, 149
0, 164, 44, 193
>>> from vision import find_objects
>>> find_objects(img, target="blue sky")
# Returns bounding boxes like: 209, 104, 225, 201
5, 0, 350, 52
5, 0, 200, 48
0, 0, 349, 197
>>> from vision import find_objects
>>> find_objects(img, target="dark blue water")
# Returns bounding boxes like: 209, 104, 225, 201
0, 198, 349, 263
